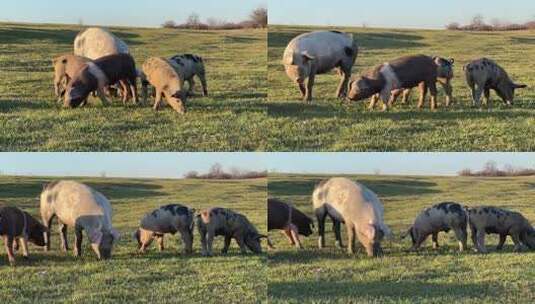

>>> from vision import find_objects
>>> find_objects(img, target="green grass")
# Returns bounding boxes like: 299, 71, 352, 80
0, 176, 267, 303
267, 25, 535, 151
0, 22, 267, 151
268, 173, 535, 303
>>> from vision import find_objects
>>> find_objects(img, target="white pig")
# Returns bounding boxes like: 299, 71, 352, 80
312, 177, 390, 256
40, 180, 120, 259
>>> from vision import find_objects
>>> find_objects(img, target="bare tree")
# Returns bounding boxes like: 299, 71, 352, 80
471, 14, 485, 27
250, 7, 267, 28
162, 20, 177, 28
186, 13, 202, 29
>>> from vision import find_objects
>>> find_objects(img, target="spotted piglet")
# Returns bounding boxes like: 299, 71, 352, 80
196, 208, 267, 256
402, 202, 468, 252
134, 204, 195, 254
468, 206, 535, 253
464, 58, 526, 107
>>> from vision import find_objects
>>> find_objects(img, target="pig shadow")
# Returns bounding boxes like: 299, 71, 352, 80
268, 178, 439, 198
0, 26, 80, 45
268, 249, 364, 265
0, 179, 165, 202
0, 100, 52, 111
0, 25, 143, 46
268, 30, 426, 50
269, 280, 502, 301
268, 101, 535, 121
223, 35, 263, 44
510, 37, 535, 45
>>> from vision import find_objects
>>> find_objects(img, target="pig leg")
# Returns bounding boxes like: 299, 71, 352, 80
12, 239, 19, 252
427, 81, 438, 110
199, 73, 208, 96
368, 94, 379, 110
20, 237, 29, 259
283, 228, 295, 245
401, 88, 411, 104
180, 230, 193, 254
476, 230, 487, 253
119, 80, 129, 105
316, 209, 327, 249
416, 82, 427, 109
41, 212, 55, 252
496, 234, 507, 250
386, 90, 402, 108
297, 81, 306, 98
473, 85, 483, 107
200, 231, 208, 256
74, 226, 83, 257
304, 73, 315, 103
333, 219, 344, 248
336, 66, 351, 98
59, 222, 69, 252
153, 88, 163, 111
4, 235, 16, 265
187, 78, 195, 96
128, 76, 138, 104
511, 233, 523, 252
411, 232, 427, 251
205, 230, 215, 256
141, 81, 149, 105
468, 83, 476, 106
288, 223, 302, 249
454, 227, 468, 252
470, 224, 478, 250
96, 87, 111, 106
431, 232, 439, 249
235, 235, 248, 254
483, 87, 491, 108
222, 235, 232, 254
345, 222, 356, 254
157, 235, 164, 251
440, 79, 453, 106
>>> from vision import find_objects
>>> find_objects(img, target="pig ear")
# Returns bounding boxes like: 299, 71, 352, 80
88, 230, 103, 245
363, 224, 376, 241
513, 83, 527, 89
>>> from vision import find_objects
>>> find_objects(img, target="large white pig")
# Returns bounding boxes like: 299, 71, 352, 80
74, 27, 129, 60
40, 180, 120, 259
312, 177, 390, 257
283, 31, 358, 102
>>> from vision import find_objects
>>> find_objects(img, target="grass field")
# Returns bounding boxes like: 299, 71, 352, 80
267, 25, 535, 151
268, 173, 535, 303
0, 22, 267, 151
0, 176, 267, 303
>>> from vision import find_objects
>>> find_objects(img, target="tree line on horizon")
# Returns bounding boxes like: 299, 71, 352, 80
446, 14, 535, 31
162, 7, 267, 30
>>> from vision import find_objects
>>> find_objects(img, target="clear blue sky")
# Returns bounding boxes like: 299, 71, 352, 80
0, 153, 267, 178
0, 153, 533, 178
0, 0, 266, 27
267, 153, 535, 176
269, 0, 535, 29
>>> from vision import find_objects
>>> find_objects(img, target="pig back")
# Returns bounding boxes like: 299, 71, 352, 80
45, 181, 111, 229
283, 31, 353, 68
140, 204, 191, 234
74, 27, 129, 60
